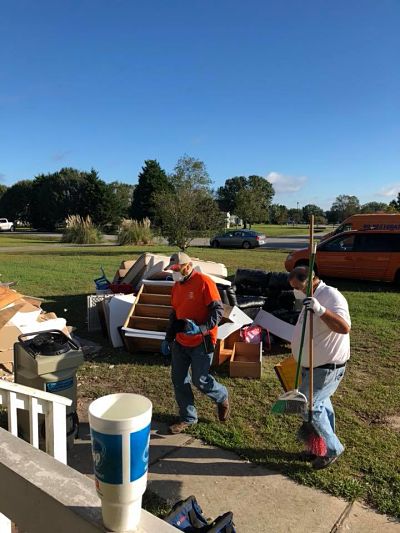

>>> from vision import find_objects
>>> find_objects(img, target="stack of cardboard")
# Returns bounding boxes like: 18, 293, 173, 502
0, 286, 69, 373
113, 253, 229, 290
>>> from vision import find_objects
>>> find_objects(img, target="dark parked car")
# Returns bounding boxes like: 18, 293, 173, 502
210, 229, 267, 249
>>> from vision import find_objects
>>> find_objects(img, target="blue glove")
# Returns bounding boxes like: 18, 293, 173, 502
160, 340, 171, 356
185, 319, 201, 335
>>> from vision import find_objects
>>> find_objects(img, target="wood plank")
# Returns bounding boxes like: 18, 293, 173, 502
139, 293, 171, 306
128, 316, 168, 332
124, 336, 162, 353
135, 304, 172, 319
122, 284, 144, 329
142, 284, 172, 295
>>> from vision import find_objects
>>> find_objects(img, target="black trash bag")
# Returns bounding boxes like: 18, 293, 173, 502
233, 268, 271, 296
277, 290, 295, 311
268, 272, 291, 292
217, 286, 231, 305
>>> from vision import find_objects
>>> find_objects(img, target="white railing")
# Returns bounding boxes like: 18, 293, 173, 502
0, 379, 72, 532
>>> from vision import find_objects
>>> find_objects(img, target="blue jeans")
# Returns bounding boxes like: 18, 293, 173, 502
171, 340, 228, 424
300, 365, 346, 457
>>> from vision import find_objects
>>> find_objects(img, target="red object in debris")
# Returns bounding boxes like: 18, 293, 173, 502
109, 283, 134, 294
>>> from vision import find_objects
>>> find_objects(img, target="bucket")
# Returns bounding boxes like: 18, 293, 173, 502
88, 393, 152, 531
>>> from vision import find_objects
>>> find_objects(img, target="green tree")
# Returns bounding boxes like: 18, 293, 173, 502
154, 156, 224, 250
330, 195, 360, 222
0, 180, 33, 223
389, 193, 400, 211
216, 176, 247, 212
108, 181, 135, 221
360, 201, 389, 213
28, 168, 114, 230
217, 175, 274, 227
302, 204, 326, 224
269, 204, 288, 224
287, 208, 302, 224
0, 184, 7, 201
130, 160, 171, 222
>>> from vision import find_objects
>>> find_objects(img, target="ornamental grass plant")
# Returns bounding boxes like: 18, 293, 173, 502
62, 215, 103, 244
117, 218, 153, 245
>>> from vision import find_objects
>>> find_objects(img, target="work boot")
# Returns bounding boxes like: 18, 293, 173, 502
311, 454, 340, 470
169, 421, 195, 435
217, 399, 230, 422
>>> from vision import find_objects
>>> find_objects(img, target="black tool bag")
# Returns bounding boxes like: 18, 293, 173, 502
164, 495, 236, 532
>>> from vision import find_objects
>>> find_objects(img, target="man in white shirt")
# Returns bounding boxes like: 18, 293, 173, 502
289, 266, 351, 470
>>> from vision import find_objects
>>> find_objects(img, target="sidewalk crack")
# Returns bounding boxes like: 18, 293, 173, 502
330, 501, 354, 532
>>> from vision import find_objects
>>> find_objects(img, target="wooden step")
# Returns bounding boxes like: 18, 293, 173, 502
135, 304, 172, 319
126, 315, 168, 332
142, 284, 172, 295
139, 293, 171, 306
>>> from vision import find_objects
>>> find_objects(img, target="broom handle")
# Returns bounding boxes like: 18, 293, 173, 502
293, 220, 315, 389
308, 216, 314, 423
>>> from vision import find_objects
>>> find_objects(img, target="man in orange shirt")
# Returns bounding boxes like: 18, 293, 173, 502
162, 252, 230, 434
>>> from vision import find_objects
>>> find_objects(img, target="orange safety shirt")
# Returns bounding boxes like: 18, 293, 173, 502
172, 271, 220, 347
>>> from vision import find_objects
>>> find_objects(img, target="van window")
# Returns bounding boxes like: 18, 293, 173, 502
355, 233, 400, 252
334, 223, 352, 235
319, 235, 355, 252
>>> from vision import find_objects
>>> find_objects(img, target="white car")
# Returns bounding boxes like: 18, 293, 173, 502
0, 218, 15, 231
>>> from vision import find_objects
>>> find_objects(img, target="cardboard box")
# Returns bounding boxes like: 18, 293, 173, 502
229, 341, 262, 379
212, 305, 252, 366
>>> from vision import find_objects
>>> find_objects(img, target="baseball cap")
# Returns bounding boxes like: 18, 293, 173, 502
164, 252, 192, 271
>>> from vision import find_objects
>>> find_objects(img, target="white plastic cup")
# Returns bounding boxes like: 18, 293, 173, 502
88, 393, 152, 531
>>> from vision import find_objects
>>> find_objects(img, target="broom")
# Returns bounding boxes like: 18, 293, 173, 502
297, 216, 327, 456
270, 255, 315, 415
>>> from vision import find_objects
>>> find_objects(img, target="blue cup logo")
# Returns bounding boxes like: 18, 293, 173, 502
91, 423, 151, 485
130, 424, 151, 482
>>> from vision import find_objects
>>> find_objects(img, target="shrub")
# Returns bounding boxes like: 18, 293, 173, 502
117, 218, 153, 245
62, 215, 103, 244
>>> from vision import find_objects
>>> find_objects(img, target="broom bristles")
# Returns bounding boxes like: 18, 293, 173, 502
271, 398, 307, 415
307, 432, 327, 456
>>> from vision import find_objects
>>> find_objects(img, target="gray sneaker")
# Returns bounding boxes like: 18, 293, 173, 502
311, 454, 340, 470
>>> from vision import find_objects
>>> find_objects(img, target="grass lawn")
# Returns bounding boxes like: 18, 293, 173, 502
251, 224, 330, 236
0, 244, 399, 519
0, 234, 61, 246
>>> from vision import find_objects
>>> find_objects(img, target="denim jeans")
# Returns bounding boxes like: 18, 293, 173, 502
300, 365, 346, 457
171, 340, 228, 424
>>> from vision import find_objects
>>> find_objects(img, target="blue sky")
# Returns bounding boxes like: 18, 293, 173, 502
1, 0, 399, 210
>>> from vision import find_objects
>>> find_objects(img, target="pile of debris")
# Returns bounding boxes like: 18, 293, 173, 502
0, 286, 70, 377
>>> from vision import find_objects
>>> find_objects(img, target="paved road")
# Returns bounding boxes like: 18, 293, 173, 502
2, 232, 325, 251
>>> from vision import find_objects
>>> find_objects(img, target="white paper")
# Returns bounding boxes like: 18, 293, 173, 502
217, 322, 242, 340
253, 309, 294, 342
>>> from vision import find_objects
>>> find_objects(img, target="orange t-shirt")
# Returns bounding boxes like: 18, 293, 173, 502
172, 271, 220, 347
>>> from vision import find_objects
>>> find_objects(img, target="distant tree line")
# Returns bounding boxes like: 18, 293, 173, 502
0, 161, 398, 238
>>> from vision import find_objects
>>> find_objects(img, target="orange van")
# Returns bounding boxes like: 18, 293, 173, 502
320, 213, 400, 242
285, 230, 400, 283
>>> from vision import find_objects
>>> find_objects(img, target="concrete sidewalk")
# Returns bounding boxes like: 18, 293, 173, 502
68, 421, 399, 533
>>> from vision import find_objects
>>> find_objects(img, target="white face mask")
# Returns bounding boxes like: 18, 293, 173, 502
172, 271, 184, 282
293, 288, 306, 300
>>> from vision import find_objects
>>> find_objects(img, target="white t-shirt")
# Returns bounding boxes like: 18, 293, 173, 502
291, 281, 351, 367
